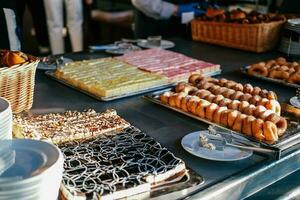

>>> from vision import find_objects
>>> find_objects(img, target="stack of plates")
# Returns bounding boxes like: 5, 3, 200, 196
0, 97, 12, 140
279, 19, 300, 56
0, 139, 64, 200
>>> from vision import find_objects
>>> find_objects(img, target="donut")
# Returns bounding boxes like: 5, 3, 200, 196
266, 91, 277, 100
280, 65, 290, 71
258, 110, 274, 120
219, 78, 229, 87
205, 94, 216, 102
287, 72, 300, 85
196, 89, 211, 99
273, 117, 287, 136
195, 100, 210, 118
263, 121, 278, 142
205, 103, 219, 121
222, 89, 236, 99
265, 113, 287, 136
224, 81, 237, 89
212, 94, 224, 104
253, 105, 267, 117
197, 82, 214, 90
230, 91, 244, 100
252, 87, 262, 95
175, 82, 188, 93
213, 106, 227, 124
249, 95, 262, 106
294, 65, 300, 73
269, 70, 289, 80
215, 87, 228, 95
188, 74, 204, 85
232, 83, 244, 92
227, 110, 240, 128
175, 92, 187, 108
181, 96, 193, 112
220, 110, 230, 127
252, 119, 265, 141
169, 94, 178, 107
238, 101, 250, 112
265, 60, 276, 68
160, 91, 173, 104
232, 114, 247, 132
275, 57, 286, 65
243, 84, 253, 94
264, 100, 281, 115
243, 104, 256, 116
228, 100, 241, 110
187, 96, 200, 114
248, 63, 268, 77
210, 85, 221, 94
240, 93, 252, 101
218, 98, 232, 107
242, 116, 255, 136
182, 85, 197, 95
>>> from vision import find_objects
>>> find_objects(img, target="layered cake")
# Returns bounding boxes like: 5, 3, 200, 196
54, 58, 168, 98
60, 126, 187, 200
117, 49, 220, 82
13, 109, 130, 144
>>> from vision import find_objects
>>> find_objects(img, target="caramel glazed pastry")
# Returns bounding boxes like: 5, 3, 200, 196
160, 74, 287, 143
248, 57, 300, 85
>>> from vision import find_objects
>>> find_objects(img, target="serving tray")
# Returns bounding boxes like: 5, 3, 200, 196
241, 66, 299, 88
144, 89, 300, 159
45, 70, 221, 101
57, 125, 204, 200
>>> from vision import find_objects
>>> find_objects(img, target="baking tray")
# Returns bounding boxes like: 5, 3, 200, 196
45, 70, 221, 101
241, 66, 299, 88
144, 89, 300, 159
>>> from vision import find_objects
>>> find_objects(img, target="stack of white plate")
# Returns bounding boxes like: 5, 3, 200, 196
279, 19, 300, 56
0, 139, 64, 200
0, 97, 12, 140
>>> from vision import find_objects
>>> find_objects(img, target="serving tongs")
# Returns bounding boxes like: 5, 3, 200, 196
208, 125, 279, 157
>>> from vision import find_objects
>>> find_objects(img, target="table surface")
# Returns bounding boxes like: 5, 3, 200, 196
33, 38, 299, 199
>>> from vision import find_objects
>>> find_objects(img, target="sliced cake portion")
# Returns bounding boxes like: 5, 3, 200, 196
13, 109, 130, 145
117, 49, 221, 82
54, 58, 168, 98
59, 126, 187, 200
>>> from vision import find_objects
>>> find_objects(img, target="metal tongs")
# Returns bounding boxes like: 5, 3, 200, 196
207, 125, 277, 155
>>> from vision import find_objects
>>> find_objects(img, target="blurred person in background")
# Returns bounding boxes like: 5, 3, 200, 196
131, 0, 218, 38
0, 0, 21, 50
43, 0, 93, 55
16, 0, 50, 54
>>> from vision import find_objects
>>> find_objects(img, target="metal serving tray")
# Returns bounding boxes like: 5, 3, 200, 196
144, 89, 300, 159
45, 70, 221, 101
241, 66, 299, 88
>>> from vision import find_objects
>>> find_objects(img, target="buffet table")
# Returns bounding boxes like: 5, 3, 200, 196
33, 38, 300, 200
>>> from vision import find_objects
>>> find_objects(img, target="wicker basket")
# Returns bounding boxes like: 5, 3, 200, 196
191, 20, 286, 53
0, 61, 38, 113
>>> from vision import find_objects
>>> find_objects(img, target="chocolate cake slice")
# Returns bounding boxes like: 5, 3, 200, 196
59, 126, 187, 200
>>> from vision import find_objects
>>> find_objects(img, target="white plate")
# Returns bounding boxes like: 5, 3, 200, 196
181, 131, 253, 161
37, 57, 73, 70
290, 96, 300, 109
137, 40, 175, 49
0, 139, 62, 185
105, 46, 141, 55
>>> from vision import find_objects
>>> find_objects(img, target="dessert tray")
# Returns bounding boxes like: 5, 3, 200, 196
144, 89, 300, 159
45, 70, 173, 101
59, 126, 204, 200
12, 109, 204, 199
241, 66, 299, 88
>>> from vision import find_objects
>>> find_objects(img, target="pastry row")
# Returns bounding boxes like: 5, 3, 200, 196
248, 57, 300, 85
160, 75, 287, 143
